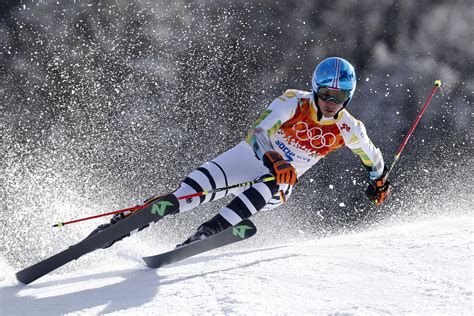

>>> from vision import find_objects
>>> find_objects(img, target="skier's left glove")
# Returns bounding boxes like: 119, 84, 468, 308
366, 167, 391, 205
262, 151, 297, 185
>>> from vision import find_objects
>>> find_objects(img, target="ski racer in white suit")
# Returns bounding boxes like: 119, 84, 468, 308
92, 57, 391, 248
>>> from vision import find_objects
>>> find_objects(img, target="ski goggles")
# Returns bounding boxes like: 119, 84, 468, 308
316, 86, 351, 104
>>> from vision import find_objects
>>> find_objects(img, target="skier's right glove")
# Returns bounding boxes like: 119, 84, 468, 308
366, 168, 391, 206
262, 151, 297, 185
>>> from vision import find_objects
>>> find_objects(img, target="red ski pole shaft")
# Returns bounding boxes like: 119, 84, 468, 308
53, 195, 165, 228
386, 80, 441, 179
52, 205, 144, 227
53, 177, 277, 227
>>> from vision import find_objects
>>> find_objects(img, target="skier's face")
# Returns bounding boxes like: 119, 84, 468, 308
317, 97, 344, 118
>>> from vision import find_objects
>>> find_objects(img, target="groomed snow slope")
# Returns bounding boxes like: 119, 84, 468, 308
1, 215, 472, 315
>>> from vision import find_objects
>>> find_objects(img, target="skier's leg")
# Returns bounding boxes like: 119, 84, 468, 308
90, 141, 267, 248
172, 141, 270, 213
87, 165, 230, 248
170, 159, 235, 213
178, 178, 294, 246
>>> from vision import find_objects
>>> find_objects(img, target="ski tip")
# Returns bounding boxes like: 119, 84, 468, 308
434, 79, 441, 87
52, 222, 64, 228
15, 271, 31, 285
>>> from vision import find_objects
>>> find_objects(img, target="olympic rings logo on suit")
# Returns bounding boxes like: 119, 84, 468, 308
292, 121, 336, 149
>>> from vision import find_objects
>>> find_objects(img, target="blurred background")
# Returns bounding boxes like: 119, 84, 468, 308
1, 0, 472, 268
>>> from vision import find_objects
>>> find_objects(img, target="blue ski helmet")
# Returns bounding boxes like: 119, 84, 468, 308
312, 57, 357, 108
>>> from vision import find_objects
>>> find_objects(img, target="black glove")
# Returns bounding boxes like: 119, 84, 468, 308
262, 151, 297, 185
366, 167, 391, 205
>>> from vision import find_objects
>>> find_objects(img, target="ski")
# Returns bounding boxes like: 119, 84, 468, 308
142, 219, 257, 269
15, 194, 179, 285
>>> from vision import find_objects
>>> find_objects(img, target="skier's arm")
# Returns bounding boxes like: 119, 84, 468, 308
345, 120, 385, 180
346, 120, 391, 204
246, 90, 298, 159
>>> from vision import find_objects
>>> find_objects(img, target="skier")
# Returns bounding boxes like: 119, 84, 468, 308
90, 57, 391, 248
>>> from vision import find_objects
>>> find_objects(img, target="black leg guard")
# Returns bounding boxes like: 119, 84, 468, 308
201, 213, 232, 233
176, 213, 232, 248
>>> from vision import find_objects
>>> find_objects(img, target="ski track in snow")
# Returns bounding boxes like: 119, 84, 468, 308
1, 215, 473, 315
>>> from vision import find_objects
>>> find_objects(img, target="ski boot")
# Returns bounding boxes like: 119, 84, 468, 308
176, 214, 231, 248
87, 212, 136, 249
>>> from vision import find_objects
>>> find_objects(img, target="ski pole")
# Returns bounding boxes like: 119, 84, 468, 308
386, 79, 441, 179
52, 193, 166, 227
53, 176, 276, 227
52, 205, 144, 227
176, 176, 276, 200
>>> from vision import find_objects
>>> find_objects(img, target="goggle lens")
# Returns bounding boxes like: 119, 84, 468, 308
316, 87, 350, 104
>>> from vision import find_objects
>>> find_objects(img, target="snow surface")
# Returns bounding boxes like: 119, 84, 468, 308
1, 216, 473, 315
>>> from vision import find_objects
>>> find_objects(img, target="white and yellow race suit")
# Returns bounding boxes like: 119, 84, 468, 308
172, 89, 385, 226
